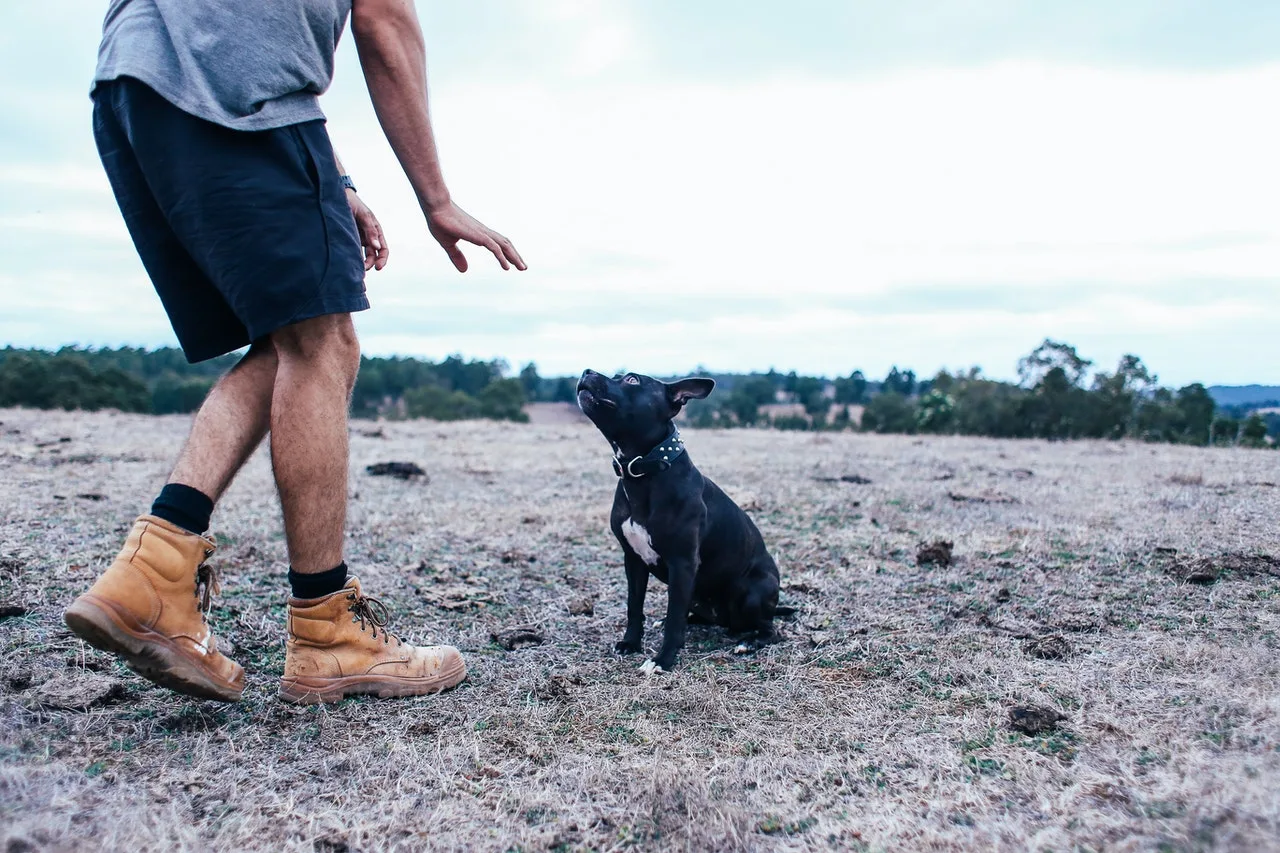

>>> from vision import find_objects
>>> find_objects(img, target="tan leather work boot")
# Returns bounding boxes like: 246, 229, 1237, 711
63, 515, 244, 702
280, 577, 466, 704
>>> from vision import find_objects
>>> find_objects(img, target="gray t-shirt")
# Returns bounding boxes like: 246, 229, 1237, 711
93, 0, 352, 131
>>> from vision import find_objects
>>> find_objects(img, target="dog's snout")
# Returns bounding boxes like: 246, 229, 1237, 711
578, 369, 600, 390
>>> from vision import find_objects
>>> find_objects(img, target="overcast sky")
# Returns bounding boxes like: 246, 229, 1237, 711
2, 1, 1277, 385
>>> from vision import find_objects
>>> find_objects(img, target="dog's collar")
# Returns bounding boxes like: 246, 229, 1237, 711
612, 425, 685, 479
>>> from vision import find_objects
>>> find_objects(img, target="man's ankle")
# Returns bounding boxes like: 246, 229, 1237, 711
288, 562, 348, 599
149, 483, 214, 534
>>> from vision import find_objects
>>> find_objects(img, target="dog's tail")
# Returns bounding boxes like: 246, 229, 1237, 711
774, 604, 799, 618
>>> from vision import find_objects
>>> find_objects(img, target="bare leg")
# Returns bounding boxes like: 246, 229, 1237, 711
168, 342, 278, 501
268, 314, 361, 574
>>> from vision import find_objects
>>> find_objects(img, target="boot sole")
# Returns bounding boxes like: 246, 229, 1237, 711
278, 658, 467, 705
64, 595, 243, 703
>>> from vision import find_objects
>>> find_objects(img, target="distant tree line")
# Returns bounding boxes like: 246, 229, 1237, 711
0, 347, 534, 423
684, 340, 1276, 448
1, 342, 1275, 447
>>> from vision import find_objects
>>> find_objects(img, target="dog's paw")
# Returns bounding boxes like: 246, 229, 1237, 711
639, 659, 666, 676
614, 640, 643, 655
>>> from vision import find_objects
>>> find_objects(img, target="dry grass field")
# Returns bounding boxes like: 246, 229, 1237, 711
1, 407, 1278, 852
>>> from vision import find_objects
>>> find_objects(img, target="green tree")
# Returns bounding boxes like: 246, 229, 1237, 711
1175, 384, 1215, 445
882, 366, 916, 396
722, 376, 776, 427
551, 377, 577, 403
793, 376, 827, 419
404, 386, 480, 421
477, 378, 530, 422
1211, 416, 1239, 446
833, 370, 868, 404
151, 375, 214, 415
915, 390, 956, 434
1017, 339, 1092, 388
861, 392, 917, 434
1240, 414, 1269, 448
1087, 354, 1156, 439
518, 363, 541, 400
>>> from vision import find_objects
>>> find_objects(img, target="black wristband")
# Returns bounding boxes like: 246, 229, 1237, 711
340, 174, 357, 193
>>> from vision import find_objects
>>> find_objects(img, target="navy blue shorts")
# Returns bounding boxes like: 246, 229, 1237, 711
92, 77, 369, 363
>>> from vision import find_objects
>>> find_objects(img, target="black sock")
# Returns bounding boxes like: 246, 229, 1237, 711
150, 483, 214, 534
289, 562, 348, 599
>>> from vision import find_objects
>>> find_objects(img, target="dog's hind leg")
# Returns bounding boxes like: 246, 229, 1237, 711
728, 572, 782, 654
687, 599, 717, 626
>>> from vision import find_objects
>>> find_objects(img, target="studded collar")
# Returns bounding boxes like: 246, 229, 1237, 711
612, 424, 686, 479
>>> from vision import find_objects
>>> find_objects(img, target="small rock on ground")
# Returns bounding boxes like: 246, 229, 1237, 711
30, 672, 126, 710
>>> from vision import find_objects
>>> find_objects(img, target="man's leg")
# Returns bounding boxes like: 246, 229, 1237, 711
268, 313, 361, 576
62, 343, 277, 702
168, 341, 278, 502
267, 312, 466, 704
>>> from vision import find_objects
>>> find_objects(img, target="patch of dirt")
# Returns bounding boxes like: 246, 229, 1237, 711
416, 580, 494, 610
1024, 634, 1073, 660
917, 540, 954, 567
158, 706, 228, 733
567, 597, 594, 616
535, 673, 583, 701
1153, 549, 1280, 584
29, 672, 126, 710
491, 626, 545, 651
948, 490, 1017, 504
814, 473, 873, 484
0, 603, 29, 618
1008, 705, 1068, 735
364, 461, 428, 480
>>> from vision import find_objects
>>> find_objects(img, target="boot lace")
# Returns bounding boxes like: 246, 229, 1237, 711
347, 592, 402, 646
194, 553, 221, 623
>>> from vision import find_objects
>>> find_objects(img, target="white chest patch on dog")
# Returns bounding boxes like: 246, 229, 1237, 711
621, 518, 660, 566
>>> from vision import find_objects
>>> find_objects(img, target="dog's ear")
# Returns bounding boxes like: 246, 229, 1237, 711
666, 377, 715, 412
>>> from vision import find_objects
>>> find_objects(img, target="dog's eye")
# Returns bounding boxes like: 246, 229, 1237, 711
623, 375, 640, 386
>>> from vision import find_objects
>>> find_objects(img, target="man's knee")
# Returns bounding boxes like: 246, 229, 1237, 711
271, 314, 361, 380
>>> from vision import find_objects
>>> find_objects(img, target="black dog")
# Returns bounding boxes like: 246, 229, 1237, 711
577, 369, 782, 673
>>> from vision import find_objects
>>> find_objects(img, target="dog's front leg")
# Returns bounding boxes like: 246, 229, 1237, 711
615, 552, 649, 655
647, 554, 696, 672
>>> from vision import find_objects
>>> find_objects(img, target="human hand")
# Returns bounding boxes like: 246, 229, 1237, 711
346, 188, 389, 271
425, 201, 526, 272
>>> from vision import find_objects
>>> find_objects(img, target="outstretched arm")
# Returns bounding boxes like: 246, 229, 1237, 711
351, 0, 525, 272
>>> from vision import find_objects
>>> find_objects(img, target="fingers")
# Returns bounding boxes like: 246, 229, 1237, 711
445, 241, 468, 272
369, 221, 389, 271
357, 213, 390, 272
494, 233, 526, 271
428, 205, 526, 273
480, 236, 510, 271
